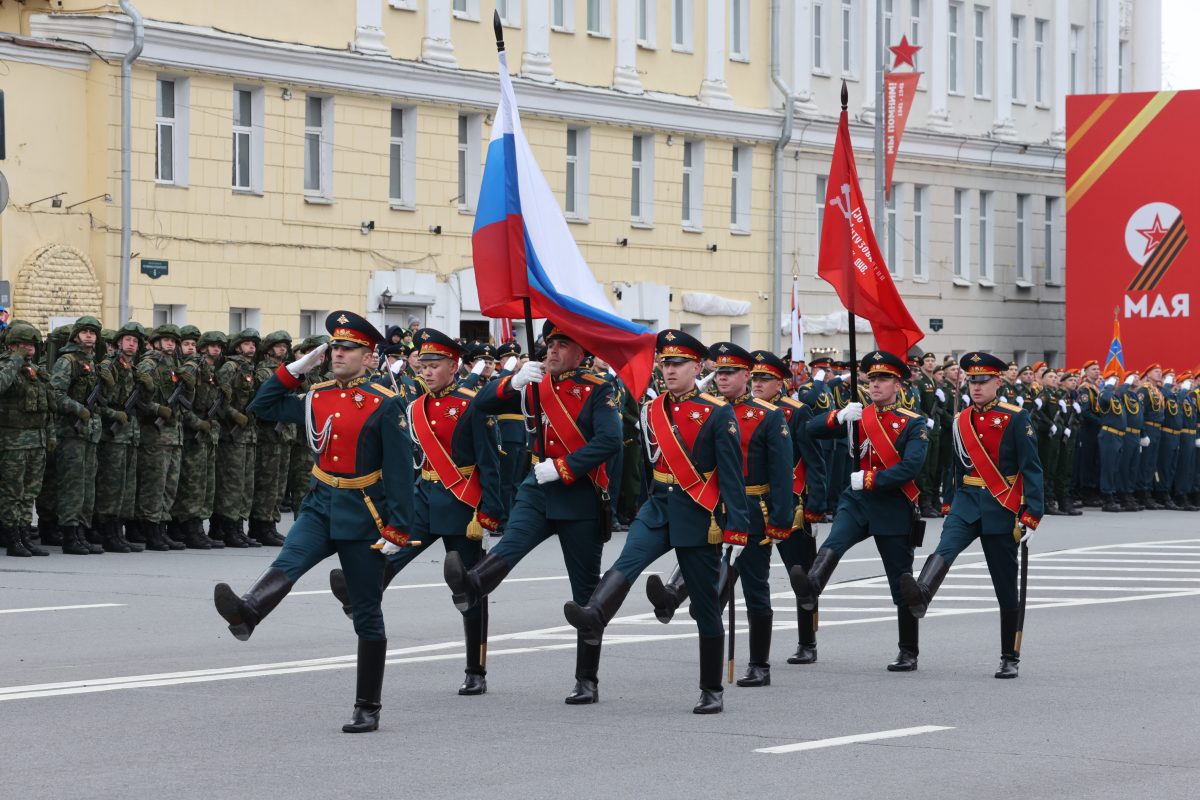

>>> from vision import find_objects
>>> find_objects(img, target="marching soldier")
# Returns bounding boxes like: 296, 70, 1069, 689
213, 329, 261, 548
790, 351, 929, 671
443, 321, 622, 705
249, 330, 294, 546
899, 352, 1044, 678
170, 328, 225, 549
93, 321, 146, 553
0, 322, 54, 557
214, 311, 414, 733
563, 329, 748, 713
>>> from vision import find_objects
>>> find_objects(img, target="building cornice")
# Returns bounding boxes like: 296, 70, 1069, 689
0, 35, 91, 70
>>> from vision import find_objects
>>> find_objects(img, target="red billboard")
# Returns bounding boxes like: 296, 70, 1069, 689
1066, 90, 1198, 371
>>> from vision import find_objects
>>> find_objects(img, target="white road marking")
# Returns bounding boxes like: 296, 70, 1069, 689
0, 603, 125, 615
754, 725, 955, 754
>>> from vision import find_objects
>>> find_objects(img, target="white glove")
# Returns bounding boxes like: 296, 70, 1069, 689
1019, 526, 1036, 544
935, 388, 945, 403
1104, 376, 1117, 387
502, 356, 519, 373
1072, 401, 1082, 414
999, 394, 1008, 403
961, 393, 970, 405
1140, 436, 1150, 447
837, 402, 863, 424
1184, 380, 1194, 391
469, 359, 487, 375
1064, 427, 1072, 439
1124, 374, 1136, 386
533, 460, 561, 484
1034, 397, 1043, 409
645, 387, 659, 400
374, 537, 401, 556
390, 358, 405, 375
840, 372, 852, 381
1194, 437, 1200, 448
1164, 374, 1175, 387
1016, 379, 1024, 387
696, 371, 716, 391
1050, 424, 1057, 436
727, 544, 745, 561
925, 418, 935, 429
1016, 395, 1025, 405
812, 369, 826, 383
1059, 399, 1068, 412
286, 343, 328, 377
850, 470, 865, 491
511, 360, 546, 390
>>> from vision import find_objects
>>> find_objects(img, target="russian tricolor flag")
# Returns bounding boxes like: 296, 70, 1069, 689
472, 50, 656, 397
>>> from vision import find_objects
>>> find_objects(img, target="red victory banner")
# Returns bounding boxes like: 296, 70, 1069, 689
884, 72, 920, 200
1066, 90, 1199, 369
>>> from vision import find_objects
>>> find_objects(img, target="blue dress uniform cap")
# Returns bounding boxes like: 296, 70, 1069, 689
809, 356, 833, 370
542, 320, 574, 343
413, 328, 462, 361
656, 328, 706, 363
749, 350, 790, 381
464, 341, 497, 362
326, 311, 383, 350
708, 341, 753, 372
960, 351, 1008, 383
496, 340, 522, 359
859, 350, 910, 380
380, 342, 408, 357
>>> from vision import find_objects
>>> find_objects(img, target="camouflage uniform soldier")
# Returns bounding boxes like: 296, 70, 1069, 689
50, 316, 108, 555
34, 324, 74, 547
283, 334, 329, 513
169, 326, 222, 549
213, 329, 261, 548
0, 322, 54, 557
914, 353, 943, 518
249, 330, 293, 546
135, 324, 193, 551
93, 321, 147, 553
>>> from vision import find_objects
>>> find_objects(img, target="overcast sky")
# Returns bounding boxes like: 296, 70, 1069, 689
1162, 0, 1198, 90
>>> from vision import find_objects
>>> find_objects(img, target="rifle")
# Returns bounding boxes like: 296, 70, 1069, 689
110, 385, 141, 436
75, 382, 105, 434
155, 378, 191, 430
207, 389, 225, 422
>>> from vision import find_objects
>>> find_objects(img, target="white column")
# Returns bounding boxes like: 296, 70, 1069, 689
613, 0, 643, 93
522, 0, 555, 82
422, 0, 458, 68
353, 0, 390, 55
1131, 0, 1161, 91
927, 0, 951, 131
1101, 0, 1120, 92
791, 0, 819, 115
861, 0, 877, 123
1050, 0, 1069, 146
992, 0, 1016, 139
698, 0, 732, 106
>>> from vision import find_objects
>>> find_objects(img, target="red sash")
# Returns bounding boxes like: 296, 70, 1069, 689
649, 395, 721, 512
955, 410, 1025, 514
860, 405, 920, 504
411, 395, 482, 508
793, 462, 807, 497
536, 379, 610, 491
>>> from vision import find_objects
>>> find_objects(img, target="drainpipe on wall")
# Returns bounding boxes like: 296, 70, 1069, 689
769, 0, 794, 353
118, 0, 143, 324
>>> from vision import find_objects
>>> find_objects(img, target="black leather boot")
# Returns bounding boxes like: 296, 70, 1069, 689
564, 570, 632, 646
17, 526, 48, 556
736, 613, 773, 687
1157, 492, 1179, 510
899, 554, 951, 619
142, 520, 170, 552
445, 551, 512, 612
1101, 494, 1122, 512
123, 519, 145, 545
60, 525, 91, 555
213, 568, 294, 641
100, 518, 131, 553
265, 520, 287, 546
887, 610, 919, 672
3, 527, 32, 557
1140, 491, 1161, 510
693, 634, 725, 714
38, 516, 62, 547
995, 609, 1020, 679
331, 559, 401, 619
115, 520, 143, 552
459, 614, 488, 696
1059, 495, 1083, 516
787, 602, 818, 664
565, 634, 601, 705
645, 565, 689, 623
235, 518, 260, 547
343, 637, 387, 733
161, 522, 185, 550
789, 547, 841, 611
182, 519, 212, 550
204, 519, 225, 549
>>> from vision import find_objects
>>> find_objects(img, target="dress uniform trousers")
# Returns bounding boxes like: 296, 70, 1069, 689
934, 515, 1019, 610
1138, 427, 1161, 493
1097, 429, 1123, 496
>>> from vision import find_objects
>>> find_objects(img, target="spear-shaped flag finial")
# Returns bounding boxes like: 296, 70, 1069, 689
494, 9, 505, 52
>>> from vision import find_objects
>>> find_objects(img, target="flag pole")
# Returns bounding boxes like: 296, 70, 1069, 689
874, 0, 886, 282
841, 80, 860, 455
495, 11, 546, 459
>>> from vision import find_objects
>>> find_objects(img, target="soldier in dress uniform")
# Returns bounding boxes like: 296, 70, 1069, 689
443, 321, 622, 705
790, 350, 929, 671
563, 329, 749, 713
214, 311, 414, 733
492, 339, 529, 515
899, 351, 1043, 678
1173, 373, 1199, 510
0, 322, 54, 557
1117, 371, 1146, 511
1095, 370, 1128, 513
914, 352, 943, 518
1031, 367, 1062, 515
1076, 360, 1103, 506
1055, 369, 1084, 515
1137, 364, 1165, 509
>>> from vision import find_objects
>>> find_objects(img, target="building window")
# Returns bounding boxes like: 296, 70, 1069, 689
948, 3, 961, 94
152, 304, 186, 327
496, 0, 520, 27
883, 0, 893, 61
299, 310, 329, 338
636, 0, 654, 47
389, 107, 416, 208
953, 189, 968, 281
1044, 196, 1063, 285
1016, 194, 1032, 285
841, 0, 856, 77
978, 190, 994, 284
730, 0, 749, 60
457, 113, 482, 212
909, 0, 923, 71
886, 184, 903, 278
228, 307, 261, 333
552, 0, 574, 31
565, 127, 590, 220
1034, 19, 1047, 105
730, 324, 750, 348
730, 146, 751, 232
813, 0, 825, 72
631, 134, 655, 225
155, 77, 188, 185
1069, 25, 1082, 94
672, 0, 693, 51
587, 0, 610, 36
1118, 40, 1128, 91
912, 185, 927, 280
452, 0, 480, 20
1011, 16, 1025, 103
681, 139, 704, 230
974, 8, 989, 98
815, 175, 827, 256
232, 88, 253, 191
304, 95, 333, 199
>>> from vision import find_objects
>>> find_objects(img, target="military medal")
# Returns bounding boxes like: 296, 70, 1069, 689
352, 392, 365, 408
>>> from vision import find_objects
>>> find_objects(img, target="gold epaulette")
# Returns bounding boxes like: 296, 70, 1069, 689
895, 407, 920, 418
699, 392, 727, 406
580, 372, 607, 384
998, 402, 1023, 412
752, 398, 778, 411
310, 379, 336, 391
778, 396, 802, 409
457, 387, 478, 398
371, 384, 397, 398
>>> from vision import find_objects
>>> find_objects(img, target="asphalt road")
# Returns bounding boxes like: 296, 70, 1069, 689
3, 509, 1199, 800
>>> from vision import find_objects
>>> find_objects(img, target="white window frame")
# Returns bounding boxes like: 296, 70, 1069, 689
1118, 40, 1128, 92
974, 7, 990, 99
1033, 19, 1047, 106
883, 0, 894, 63
458, 113, 482, 213
953, 189, 970, 284
586, 0, 611, 37
909, 0, 924, 72
452, 0, 480, 21
552, 0, 575, 32
812, 0, 827, 74
232, 85, 264, 195
886, 183, 905, 278
672, 0, 694, 52
631, 133, 655, 226
978, 190, 995, 285
304, 94, 333, 201
1069, 25, 1083, 95
389, 106, 417, 210
815, 175, 827, 259
681, 139, 704, 231
228, 307, 261, 332
299, 309, 330, 338
730, 145, 752, 233
389, 0, 417, 10
1015, 193, 1032, 286
912, 185, 927, 281
840, 0, 857, 78
948, 3, 962, 94
155, 76, 189, 187
636, 0, 655, 48
496, 0, 521, 27
1044, 196, 1063, 286
730, 0, 749, 61
564, 126, 590, 222
152, 304, 187, 327
1011, 15, 1025, 104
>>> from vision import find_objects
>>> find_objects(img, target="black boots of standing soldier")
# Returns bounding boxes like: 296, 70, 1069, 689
563, 570, 632, 646
214, 568, 294, 641
887, 610, 919, 672
248, 519, 286, 547
694, 634, 725, 714
4, 526, 48, 557
59, 525, 101, 555
899, 554, 951, 619
459, 614, 488, 696
789, 548, 841, 611
211, 516, 257, 548
343, 637, 387, 733
565, 634, 602, 705
995, 608, 1020, 679
736, 613, 773, 687
646, 566, 689, 623
444, 551, 512, 612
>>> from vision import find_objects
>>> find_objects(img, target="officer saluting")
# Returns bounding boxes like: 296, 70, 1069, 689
790, 350, 929, 671
213, 311, 414, 733
900, 352, 1043, 678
